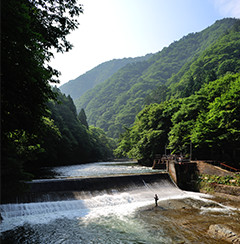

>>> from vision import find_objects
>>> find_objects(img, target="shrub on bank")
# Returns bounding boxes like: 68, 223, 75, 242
199, 173, 240, 187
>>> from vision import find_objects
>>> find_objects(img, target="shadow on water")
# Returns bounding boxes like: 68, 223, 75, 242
2, 196, 240, 244
1, 216, 167, 244
0, 173, 180, 243
1, 161, 240, 243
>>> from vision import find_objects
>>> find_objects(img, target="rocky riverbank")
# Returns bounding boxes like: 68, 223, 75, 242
136, 193, 240, 243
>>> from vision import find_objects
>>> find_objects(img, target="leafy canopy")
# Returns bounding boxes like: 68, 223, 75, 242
76, 18, 239, 138
116, 73, 240, 167
1, 0, 83, 201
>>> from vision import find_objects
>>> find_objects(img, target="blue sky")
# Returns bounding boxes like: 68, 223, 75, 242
51, 0, 240, 86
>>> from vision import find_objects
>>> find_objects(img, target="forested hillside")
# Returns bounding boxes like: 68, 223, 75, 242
2, 0, 239, 204
115, 73, 240, 167
39, 87, 115, 166
76, 18, 239, 138
60, 54, 152, 100
1, 0, 115, 201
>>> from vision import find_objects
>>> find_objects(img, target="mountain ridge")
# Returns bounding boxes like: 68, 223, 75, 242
59, 54, 153, 100
75, 18, 239, 138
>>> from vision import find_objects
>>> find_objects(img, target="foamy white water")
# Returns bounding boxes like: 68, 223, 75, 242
1, 161, 238, 243
1, 178, 215, 233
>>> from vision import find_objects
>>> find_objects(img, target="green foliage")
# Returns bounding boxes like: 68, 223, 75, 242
2, 2, 239, 204
43, 88, 91, 164
115, 100, 180, 164
76, 18, 239, 138
191, 74, 240, 153
2, 0, 83, 134
40, 88, 115, 165
168, 19, 240, 98
78, 108, 89, 129
61, 54, 153, 100
199, 174, 240, 186
167, 94, 207, 154
116, 73, 240, 167
168, 73, 240, 163
1, 0, 85, 201
76, 61, 151, 138
145, 84, 170, 105
89, 126, 116, 160
1, 0, 116, 199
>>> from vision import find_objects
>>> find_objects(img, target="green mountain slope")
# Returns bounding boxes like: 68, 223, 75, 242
116, 73, 240, 167
76, 18, 239, 138
59, 54, 152, 100
167, 21, 240, 98
41, 87, 115, 165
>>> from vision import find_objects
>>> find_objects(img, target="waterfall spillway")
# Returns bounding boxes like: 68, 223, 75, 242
1, 172, 184, 231
1, 162, 238, 243
2, 172, 177, 203
27, 173, 172, 193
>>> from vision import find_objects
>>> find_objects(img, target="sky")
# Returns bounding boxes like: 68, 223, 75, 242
50, 0, 240, 86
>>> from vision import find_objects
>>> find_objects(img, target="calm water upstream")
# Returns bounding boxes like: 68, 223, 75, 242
51, 161, 161, 178
1, 161, 239, 243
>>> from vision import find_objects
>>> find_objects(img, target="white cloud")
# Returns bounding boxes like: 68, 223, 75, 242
212, 0, 240, 18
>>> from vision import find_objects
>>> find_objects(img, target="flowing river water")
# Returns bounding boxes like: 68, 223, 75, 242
1, 161, 240, 243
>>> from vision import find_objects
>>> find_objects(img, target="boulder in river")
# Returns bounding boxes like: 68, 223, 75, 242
208, 224, 240, 243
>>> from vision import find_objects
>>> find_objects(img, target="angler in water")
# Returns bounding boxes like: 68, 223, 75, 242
154, 194, 159, 207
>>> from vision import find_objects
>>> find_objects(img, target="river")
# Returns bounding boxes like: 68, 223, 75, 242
1, 161, 239, 243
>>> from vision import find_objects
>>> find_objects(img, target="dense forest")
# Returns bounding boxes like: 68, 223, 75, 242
1, 0, 240, 203
75, 18, 240, 139
60, 54, 153, 100
115, 73, 240, 167
41, 87, 115, 166
114, 19, 240, 168
1, 0, 114, 201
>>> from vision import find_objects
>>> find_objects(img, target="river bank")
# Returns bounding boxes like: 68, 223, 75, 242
137, 192, 240, 243
138, 159, 240, 243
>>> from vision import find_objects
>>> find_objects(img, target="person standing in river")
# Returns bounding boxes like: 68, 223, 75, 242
154, 194, 159, 207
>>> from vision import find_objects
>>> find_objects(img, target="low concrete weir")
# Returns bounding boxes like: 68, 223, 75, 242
27, 173, 172, 193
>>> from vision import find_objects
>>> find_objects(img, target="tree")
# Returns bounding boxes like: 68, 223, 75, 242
144, 84, 169, 105
115, 100, 180, 165
116, 73, 240, 167
1, 0, 83, 201
78, 109, 89, 129
192, 73, 240, 164
2, 0, 83, 134
89, 126, 116, 160
168, 94, 206, 154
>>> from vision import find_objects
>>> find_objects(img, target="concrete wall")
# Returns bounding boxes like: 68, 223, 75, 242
167, 161, 199, 191
26, 173, 171, 193
167, 161, 177, 183
167, 160, 240, 194
194, 161, 235, 176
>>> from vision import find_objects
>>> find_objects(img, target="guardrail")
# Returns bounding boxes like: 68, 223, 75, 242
190, 160, 240, 172
153, 155, 240, 173
219, 162, 239, 172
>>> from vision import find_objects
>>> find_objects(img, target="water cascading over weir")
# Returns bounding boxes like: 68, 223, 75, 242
1, 165, 184, 226
2, 157, 195, 205
2, 161, 239, 243
9, 172, 176, 203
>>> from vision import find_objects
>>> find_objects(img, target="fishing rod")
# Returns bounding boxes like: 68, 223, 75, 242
142, 179, 155, 193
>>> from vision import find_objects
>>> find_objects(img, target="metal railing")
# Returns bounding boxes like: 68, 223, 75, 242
153, 155, 240, 172
219, 162, 239, 172
191, 160, 240, 172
